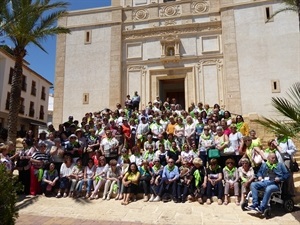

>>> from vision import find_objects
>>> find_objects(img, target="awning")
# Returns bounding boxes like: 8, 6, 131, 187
21, 118, 47, 127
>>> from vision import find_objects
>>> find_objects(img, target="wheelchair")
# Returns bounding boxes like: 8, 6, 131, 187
241, 182, 294, 218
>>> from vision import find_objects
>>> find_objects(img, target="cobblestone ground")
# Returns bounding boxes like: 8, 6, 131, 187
16, 195, 300, 225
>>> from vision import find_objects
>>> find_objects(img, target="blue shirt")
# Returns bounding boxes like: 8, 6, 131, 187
257, 162, 290, 182
162, 165, 179, 180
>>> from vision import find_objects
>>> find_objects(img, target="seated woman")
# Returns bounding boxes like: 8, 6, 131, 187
142, 145, 155, 165
41, 162, 59, 196
82, 158, 96, 198
238, 158, 255, 204
121, 162, 140, 205
206, 158, 223, 205
69, 158, 84, 198
56, 155, 74, 198
90, 156, 109, 200
180, 144, 193, 166
103, 159, 122, 200
223, 158, 239, 205
187, 158, 207, 204
149, 158, 163, 202
139, 160, 153, 202
177, 159, 191, 203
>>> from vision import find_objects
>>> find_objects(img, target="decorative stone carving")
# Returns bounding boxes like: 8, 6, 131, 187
197, 59, 223, 73
192, 1, 209, 14
164, 19, 176, 26
128, 66, 147, 76
133, 9, 149, 21
160, 5, 181, 17
123, 23, 222, 40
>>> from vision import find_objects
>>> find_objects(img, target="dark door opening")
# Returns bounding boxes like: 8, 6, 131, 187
159, 79, 185, 109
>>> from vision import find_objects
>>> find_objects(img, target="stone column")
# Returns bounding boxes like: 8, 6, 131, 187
53, 17, 67, 128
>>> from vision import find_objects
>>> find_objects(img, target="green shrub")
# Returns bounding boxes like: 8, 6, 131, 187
0, 164, 20, 225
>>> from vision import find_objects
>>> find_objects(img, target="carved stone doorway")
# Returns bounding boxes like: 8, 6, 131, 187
159, 78, 185, 108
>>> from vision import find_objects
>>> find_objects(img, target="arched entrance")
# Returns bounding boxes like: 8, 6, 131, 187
159, 79, 185, 108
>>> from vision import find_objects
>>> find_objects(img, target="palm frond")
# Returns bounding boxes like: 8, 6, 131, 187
266, 6, 297, 23
286, 82, 300, 109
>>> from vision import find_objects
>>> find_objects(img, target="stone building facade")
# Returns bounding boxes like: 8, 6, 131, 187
53, 0, 299, 126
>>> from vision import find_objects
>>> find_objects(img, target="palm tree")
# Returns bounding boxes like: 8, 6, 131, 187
256, 82, 300, 140
1, 0, 70, 143
267, 0, 300, 31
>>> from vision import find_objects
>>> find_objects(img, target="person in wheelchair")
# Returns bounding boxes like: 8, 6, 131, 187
247, 152, 290, 213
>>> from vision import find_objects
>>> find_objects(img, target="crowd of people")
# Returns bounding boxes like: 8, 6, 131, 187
0, 94, 298, 209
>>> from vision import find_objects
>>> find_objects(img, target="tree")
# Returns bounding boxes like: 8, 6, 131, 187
256, 82, 300, 140
0, 0, 70, 143
267, 0, 300, 31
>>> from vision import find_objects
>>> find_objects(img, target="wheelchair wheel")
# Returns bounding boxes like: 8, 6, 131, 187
283, 199, 294, 212
241, 200, 248, 211
263, 208, 271, 219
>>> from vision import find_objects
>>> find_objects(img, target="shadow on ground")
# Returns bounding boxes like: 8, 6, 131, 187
16, 195, 39, 210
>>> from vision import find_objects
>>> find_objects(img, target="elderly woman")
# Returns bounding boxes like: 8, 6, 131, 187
82, 158, 95, 198
56, 155, 74, 198
198, 125, 214, 168
30, 141, 50, 195
223, 158, 240, 205
69, 158, 84, 198
90, 156, 109, 200
206, 158, 223, 205
0, 144, 13, 173
238, 158, 255, 204
187, 157, 207, 204
174, 117, 185, 150
121, 162, 141, 205
228, 124, 244, 164
213, 126, 229, 168
139, 160, 153, 202
103, 159, 122, 200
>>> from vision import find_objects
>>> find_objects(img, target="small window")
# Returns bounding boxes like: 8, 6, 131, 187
31, 81, 36, 96
39, 105, 44, 120
29, 101, 35, 117
83, 93, 89, 104
19, 98, 25, 114
271, 80, 280, 93
21, 75, 27, 92
84, 31, 92, 44
265, 6, 274, 22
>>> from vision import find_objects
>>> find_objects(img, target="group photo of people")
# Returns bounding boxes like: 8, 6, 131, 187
0, 94, 298, 209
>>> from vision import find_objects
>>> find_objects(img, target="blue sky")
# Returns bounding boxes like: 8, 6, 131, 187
24, 0, 111, 86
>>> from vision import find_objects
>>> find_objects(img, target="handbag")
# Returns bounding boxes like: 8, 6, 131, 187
223, 146, 235, 155
208, 149, 220, 158
252, 151, 263, 165
292, 160, 299, 172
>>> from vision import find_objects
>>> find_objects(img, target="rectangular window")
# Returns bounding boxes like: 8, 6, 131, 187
271, 80, 280, 93
39, 105, 44, 120
29, 101, 34, 117
31, 81, 36, 96
83, 93, 89, 104
84, 30, 92, 44
8, 67, 14, 84
41, 86, 46, 100
5, 92, 10, 110
265, 6, 274, 22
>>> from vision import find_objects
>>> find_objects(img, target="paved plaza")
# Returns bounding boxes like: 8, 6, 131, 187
15, 195, 300, 225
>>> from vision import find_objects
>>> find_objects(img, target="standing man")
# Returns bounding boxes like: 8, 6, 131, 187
132, 91, 141, 111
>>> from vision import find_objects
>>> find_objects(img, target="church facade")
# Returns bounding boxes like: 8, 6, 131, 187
53, 0, 299, 126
